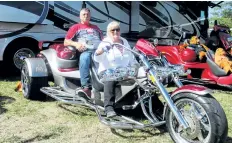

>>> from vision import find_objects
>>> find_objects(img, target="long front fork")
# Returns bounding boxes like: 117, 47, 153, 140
140, 55, 189, 129
149, 70, 189, 129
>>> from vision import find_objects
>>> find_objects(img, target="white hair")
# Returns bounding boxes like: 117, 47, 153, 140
107, 21, 120, 37
80, 8, 90, 14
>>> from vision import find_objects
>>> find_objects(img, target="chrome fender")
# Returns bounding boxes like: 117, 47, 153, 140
162, 84, 213, 120
24, 58, 48, 77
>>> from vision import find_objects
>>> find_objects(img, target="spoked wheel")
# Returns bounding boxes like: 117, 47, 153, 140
169, 99, 211, 142
21, 63, 48, 100
166, 93, 228, 143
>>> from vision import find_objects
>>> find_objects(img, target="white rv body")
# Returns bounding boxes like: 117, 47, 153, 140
0, 1, 209, 72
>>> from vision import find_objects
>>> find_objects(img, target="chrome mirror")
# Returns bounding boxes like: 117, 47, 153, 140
153, 38, 158, 46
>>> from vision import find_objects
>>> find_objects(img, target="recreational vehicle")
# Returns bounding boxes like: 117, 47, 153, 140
0, 1, 215, 74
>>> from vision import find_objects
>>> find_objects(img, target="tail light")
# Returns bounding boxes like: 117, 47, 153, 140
38, 41, 44, 50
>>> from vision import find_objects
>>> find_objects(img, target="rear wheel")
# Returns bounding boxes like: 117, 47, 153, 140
21, 63, 48, 100
166, 93, 228, 143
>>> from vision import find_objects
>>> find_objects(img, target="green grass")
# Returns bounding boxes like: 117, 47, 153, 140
0, 79, 232, 143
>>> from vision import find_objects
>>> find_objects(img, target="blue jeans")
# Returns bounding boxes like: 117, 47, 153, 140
79, 50, 93, 89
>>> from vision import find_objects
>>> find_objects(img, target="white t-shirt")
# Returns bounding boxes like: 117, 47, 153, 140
94, 37, 138, 74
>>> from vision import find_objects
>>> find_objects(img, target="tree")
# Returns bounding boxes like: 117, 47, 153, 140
209, 1, 232, 29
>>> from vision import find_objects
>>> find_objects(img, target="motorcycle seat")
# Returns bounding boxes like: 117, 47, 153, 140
206, 50, 227, 76
50, 44, 77, 60
50, 44, 79, 70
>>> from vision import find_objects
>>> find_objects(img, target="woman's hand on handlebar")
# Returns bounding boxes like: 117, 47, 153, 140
95, 45, 111, 55
95, 47, 104, 55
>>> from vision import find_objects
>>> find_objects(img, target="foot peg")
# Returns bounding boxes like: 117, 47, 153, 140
122, 105, 133, 110
122, 102, 139, 110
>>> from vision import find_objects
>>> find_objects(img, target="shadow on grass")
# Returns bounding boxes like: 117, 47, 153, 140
45, 96, 57, 102
110, 127, 166, 140
0, 95, 15, 115
110, 108, 167, 140
23, 133, 59, 143
0, 75, 20, 82
58, 103, 96, 116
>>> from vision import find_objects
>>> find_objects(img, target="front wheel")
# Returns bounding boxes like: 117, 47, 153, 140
166, 93, 228, 143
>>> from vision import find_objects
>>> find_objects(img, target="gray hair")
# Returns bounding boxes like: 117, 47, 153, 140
80, 8, 91, 14
107, 21, 120, 36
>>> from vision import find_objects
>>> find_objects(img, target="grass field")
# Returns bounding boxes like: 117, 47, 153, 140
0, 77, 232, 143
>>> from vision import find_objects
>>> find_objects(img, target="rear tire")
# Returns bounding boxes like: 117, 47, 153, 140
21, 63, 48, 100
165, 93, 228, 143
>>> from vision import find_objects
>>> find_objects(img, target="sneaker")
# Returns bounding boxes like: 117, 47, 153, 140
106, 110, 117, 118
76, 88, 91, 100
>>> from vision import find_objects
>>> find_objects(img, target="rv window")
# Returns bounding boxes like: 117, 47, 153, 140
200, 11, 205, 25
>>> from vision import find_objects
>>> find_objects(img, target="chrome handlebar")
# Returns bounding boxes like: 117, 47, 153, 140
109, 43, 188, 78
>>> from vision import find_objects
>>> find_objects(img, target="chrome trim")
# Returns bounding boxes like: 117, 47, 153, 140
40, 87, 166, 129
112, 42, 190, 129
140, 54, 189, 129
138, 89, 155, 123
173, 75, 183, 88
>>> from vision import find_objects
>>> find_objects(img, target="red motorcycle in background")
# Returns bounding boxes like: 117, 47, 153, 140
209, 20, 232, 51
21, 36, 227, 142
156, 22, 232, 89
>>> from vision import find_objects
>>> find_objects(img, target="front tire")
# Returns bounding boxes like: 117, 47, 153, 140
166, 93, 228, 143
21, 63, 48, 100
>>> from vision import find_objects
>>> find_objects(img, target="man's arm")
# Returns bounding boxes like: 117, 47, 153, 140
64, 25, 85, 52
64, 39, 85, 52
64, 39, 82, 49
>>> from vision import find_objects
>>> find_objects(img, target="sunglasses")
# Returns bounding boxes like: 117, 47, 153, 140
111, 28, 120, 32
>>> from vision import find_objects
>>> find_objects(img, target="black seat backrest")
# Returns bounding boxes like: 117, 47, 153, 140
90, 54, 104, 92
206, 50, 227, 76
